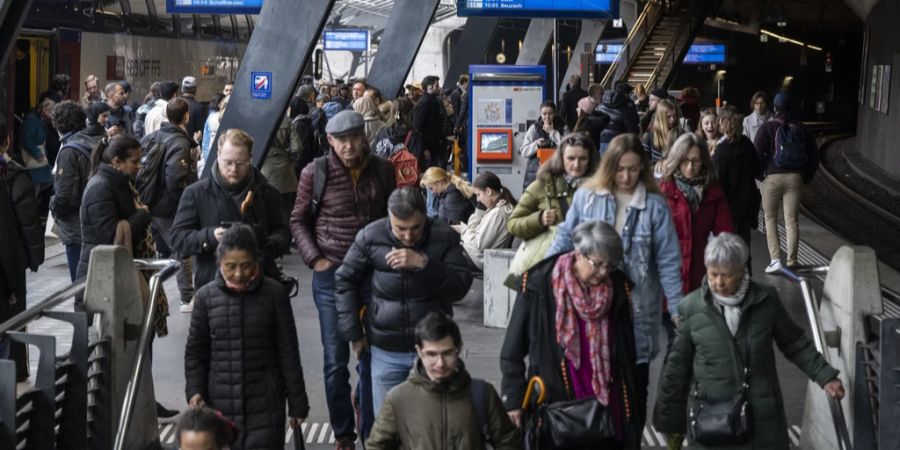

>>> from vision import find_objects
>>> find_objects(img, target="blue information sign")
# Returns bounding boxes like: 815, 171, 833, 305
323, 29, 370, 52
457, 0, 617, 19
167, 0, 263, 14
596, 43, 727, 65
250, 72, 272, 99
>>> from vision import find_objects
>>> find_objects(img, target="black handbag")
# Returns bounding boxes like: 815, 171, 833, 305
689, 315, 752, 445
538, 360, 615, 448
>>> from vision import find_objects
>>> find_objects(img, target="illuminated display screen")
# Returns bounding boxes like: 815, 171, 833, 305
480, 132, 510, 154
323, 29, 370, 52
166, 0, 263, 14
596, 43, 727, 65
457, 0, 618, 19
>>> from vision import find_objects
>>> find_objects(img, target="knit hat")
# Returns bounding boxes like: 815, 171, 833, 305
577, 96, 598, 114
773, 92, 791, 110
650, 88, 669, 99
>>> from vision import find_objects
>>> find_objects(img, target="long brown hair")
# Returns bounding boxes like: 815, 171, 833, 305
536, 132, 599, 181
583, 133, 660, 194
473, 171, 517, 207
659, 133, 717, 187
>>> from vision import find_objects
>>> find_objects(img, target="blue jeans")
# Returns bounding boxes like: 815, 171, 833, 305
65, 244, 81, 282
370, 346, 417, 415
426, 189, 439, 218
312, 266, 356, 440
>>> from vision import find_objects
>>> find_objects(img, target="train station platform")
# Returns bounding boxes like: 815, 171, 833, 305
20, 211, 875, 449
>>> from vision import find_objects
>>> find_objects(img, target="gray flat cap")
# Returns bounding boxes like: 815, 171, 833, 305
326, 110, 365, 137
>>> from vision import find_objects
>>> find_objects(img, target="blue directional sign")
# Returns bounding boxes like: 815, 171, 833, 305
596, 43, 727, 65
250, 72, 272, 99
166, 0, 263, 15
323, 29, 370, 52
457, 0, 618, 19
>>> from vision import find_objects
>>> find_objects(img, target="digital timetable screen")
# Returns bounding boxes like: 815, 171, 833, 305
323, 29, 370, 52
596, 43, 727, 65
456, 0, 618, 19
166, 0, 263, 14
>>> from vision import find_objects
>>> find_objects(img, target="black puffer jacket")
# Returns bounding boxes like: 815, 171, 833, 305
575, 111, 611, 149
50, 130, 99, 245
336, 218, 474, 352
76, 164, 151, 280
141, 123, 197, 219
171, 167, 290, 289
437, 184, 474, 224
185, 274, 309, 450
598, 91, 640, 144
6, 161, 44, 271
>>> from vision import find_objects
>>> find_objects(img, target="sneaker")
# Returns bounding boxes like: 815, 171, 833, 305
156, 402, 180, 419
180, 301, 193, 313
335, 437, 355, 450
765, 260, 783, 274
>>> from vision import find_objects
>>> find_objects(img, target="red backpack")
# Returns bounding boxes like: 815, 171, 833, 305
389, 131, 421, 188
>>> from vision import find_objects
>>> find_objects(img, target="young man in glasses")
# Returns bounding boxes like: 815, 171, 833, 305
366, 312, 519, 450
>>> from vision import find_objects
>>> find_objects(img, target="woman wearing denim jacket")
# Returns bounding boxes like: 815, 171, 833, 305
547, 133, 683, 430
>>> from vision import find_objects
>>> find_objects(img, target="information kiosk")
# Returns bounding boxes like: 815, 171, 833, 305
468, 65, 547, 198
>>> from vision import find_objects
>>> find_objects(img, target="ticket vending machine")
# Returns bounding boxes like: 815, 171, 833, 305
467, 65, 547, 198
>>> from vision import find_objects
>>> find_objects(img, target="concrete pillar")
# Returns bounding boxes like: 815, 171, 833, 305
558, 20, 607, 99
801, 246, 882, 449
483, 249, 518, 328
515, 19, 553, 66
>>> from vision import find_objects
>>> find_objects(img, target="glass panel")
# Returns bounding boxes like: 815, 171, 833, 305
96, 0, 126, 30
125, 0, 153, 30
176, 14, 196, 37
219, 15, 235, 40
198, 15, 217, 38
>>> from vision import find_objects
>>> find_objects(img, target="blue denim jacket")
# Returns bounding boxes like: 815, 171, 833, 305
547, 183, 683, 363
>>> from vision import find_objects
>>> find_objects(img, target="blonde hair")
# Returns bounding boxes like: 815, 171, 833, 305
353, 96, 381, 119
652, 99, 680, 159
659, 133, 716, 186
217, 128, 254, 155
419, 166, 474, 198
583, 133, 659, 194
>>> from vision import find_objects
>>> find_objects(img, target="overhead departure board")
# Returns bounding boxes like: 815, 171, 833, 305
456, 0, 618, 19
166, 0, 263, 14
596, 43, 727, 65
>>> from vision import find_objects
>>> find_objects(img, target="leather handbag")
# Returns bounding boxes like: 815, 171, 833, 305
689, 314, 752, 445
539, 359, 614, 447
20, 144, 48, 169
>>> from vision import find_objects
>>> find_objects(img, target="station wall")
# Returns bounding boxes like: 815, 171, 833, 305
856, 0, 900, 179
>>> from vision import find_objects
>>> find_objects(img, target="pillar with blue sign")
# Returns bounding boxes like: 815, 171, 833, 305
468, 65, 546, 198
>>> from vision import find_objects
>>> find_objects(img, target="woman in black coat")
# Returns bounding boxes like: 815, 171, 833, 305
500, 221, 642, 450
185, 225, 309, 450
713, 112, 761, 251
76, 135, 151, 282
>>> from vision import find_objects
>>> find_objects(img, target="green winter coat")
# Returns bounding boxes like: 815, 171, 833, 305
507, 174, 576, 240
654, 279, 839, 450
367, 360, 521, 450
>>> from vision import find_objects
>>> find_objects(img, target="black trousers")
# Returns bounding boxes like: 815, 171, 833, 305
634, 362, 650, 431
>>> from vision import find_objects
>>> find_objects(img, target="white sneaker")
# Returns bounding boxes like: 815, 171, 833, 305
765, 260, 783, 274
180, 301, 193, 313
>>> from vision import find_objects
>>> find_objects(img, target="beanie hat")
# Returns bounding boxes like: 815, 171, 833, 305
577, 96, 598, 114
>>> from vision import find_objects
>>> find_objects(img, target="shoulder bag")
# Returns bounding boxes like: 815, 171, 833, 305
538, 360, 614, 447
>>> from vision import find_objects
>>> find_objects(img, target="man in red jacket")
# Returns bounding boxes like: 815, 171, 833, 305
289, 110, 396, 449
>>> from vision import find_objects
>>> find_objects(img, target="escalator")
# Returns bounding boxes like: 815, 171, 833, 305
602, 0, 723, 90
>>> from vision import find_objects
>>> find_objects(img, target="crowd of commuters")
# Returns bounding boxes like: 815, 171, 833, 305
0, 67, 845, 450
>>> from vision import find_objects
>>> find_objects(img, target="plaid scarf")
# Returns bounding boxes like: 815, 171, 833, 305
674, 173, 706, 211
552, 252, 613, 405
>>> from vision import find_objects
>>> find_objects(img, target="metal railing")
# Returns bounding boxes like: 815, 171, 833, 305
599, 0, 666, 89
779, 266, 853, 450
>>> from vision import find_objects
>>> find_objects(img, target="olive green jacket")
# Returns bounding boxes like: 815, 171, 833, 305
654, 280, 839, 450
367, 361, 521, 450
506, 174, 576, 240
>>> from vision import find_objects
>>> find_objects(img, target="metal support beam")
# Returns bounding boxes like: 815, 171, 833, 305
204, 0, 336, 175
367, 0, 441, 99
442, 17, 499, 92
7, 332, 56, 450
515, 19, 553, 65
0, 0, 34, 70
558, 19, 607, 99
0, 361, 14, 446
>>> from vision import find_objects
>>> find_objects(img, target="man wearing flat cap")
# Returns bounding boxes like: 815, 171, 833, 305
289, 110, 396, 449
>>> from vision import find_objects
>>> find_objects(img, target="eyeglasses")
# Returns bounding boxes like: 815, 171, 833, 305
420, 348, 460, 364
219, 159, 251, 168
681, 158, 703, 167
584, 256, 612, 273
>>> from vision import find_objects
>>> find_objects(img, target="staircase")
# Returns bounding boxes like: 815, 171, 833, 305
601, 0, 722, 91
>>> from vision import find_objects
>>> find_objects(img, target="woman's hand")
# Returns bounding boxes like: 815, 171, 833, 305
542, 121, 555, 135
189, 394, 206, 408
507, 409, 523, 428
824, 378, 845, 400
541, 208, 559, 227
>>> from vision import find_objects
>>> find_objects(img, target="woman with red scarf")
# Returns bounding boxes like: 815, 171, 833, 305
500, 221, 642, 450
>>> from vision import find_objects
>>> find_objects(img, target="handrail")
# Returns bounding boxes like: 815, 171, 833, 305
646, 0, 702, 89
778, 266, 853, 450
114, 259, 180, 450
600, 0, 664, 88
0, 282, 86, 335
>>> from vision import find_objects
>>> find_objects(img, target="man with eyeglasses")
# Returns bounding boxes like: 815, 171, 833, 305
366, 312, 519, 449
171, 128, 290, 295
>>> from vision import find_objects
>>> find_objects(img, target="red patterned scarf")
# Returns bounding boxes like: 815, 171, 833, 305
552, 252, 613, 405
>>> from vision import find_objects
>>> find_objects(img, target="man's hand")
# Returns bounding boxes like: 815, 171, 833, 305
189, 394, 205, 408
352, 338, 368, 360
289, 417, 305, 429
312, 258, 334, 272
541, 208, 559, 227
507, 409, 523, 428
214, 227, 226, 242
193, 130, 203, 144
824, 378, 845, 400
385, 248, 427, 271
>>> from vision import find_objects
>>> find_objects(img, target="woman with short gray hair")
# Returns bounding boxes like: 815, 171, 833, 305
501, 220, 643, 449
655, 232, 845, 449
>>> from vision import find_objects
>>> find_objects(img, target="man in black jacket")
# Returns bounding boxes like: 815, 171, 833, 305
559, 74, 589, 131
181, 76, 208, 137
598, 81, 641, 152
413, 75, 446, 168
142, 98, 198, 312
171, 128, 290, 295
336, 187, 473, 416
105, 81, 134, 136
448, 75, 468, 125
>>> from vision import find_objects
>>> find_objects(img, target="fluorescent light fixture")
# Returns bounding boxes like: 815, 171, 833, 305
760, 29, 822, 52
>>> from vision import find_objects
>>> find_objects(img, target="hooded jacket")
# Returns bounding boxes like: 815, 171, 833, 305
459, 200, 515, 270
5, 159, 44, 271
185, 273, 309, 450
598, 91, 640, 144
335, 217, 473, 352
436, 183, 474, 225
141, 123, 198, 219
171, 166, 290, 289
261, 116, 301, 194
367, 360, 520, 450
50, 130, 102, 245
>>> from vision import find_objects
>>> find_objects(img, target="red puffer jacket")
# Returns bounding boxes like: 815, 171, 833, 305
660, 180, 733, 293
290, 151, 396, 267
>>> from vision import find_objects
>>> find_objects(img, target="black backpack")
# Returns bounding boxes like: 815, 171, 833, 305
470, 378, 494, 448
309, 155, 391, 218
136, 133, 178, 206
773, 120, 809, 170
